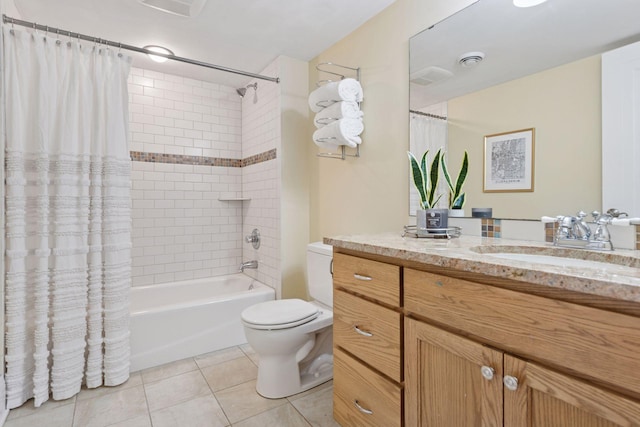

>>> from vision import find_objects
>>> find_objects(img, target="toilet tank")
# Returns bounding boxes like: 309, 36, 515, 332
307, 242, 333, 307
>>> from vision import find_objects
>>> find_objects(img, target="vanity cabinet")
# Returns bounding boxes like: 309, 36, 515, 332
332, 252, 403, 427
404, 268, 640, 427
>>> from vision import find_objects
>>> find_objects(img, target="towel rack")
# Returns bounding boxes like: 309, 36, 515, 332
314, 62, 362, 160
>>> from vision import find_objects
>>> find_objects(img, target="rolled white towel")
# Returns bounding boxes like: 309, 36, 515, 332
314, 101, 363, 128
313, 118, 364, 148
308, 78, 363, 113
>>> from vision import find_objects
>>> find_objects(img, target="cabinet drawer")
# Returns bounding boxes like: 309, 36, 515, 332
334, 290, 402, 381
333, 348, 402, 427
333, 253, 400, 307
405, 268, 640, 397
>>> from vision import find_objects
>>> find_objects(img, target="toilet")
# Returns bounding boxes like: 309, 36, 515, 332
241, 242, 333, 398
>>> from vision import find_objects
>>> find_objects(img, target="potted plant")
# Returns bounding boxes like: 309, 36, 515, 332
408, 148, 448, 233
442, 150, 469, 217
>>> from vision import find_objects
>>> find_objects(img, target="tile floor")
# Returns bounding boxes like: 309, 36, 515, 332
4, 344, 340, 427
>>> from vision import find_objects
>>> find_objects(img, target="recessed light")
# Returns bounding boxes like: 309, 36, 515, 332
143, 45, 174, 63
513, 0, 549, 7
458, 52, 485, 68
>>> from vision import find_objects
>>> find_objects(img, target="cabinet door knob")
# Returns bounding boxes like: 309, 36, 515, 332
503, 375, 519, 391
354, 325, 373, 337
480, 366, 495, 380
354, 400, 373, 415
353, 273, 372, 281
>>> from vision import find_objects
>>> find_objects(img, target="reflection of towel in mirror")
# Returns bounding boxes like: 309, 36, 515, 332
314, 101, 363, 128
312, 118, 364, 148
308, 78, 364, 112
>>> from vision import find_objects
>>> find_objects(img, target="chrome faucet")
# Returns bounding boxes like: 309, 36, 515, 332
549, 210, 613, 251
239, 260, 258, 272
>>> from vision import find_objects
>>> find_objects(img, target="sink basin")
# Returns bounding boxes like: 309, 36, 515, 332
470, 245, 640, 272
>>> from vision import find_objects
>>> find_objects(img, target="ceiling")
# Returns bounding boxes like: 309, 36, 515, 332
10, 0, 396, 88
410, 0, 640, 107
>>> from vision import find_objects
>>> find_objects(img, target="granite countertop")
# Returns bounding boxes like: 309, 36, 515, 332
324, 233, 640, 304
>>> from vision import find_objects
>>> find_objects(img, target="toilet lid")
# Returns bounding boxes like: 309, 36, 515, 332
241, 299, 319, 330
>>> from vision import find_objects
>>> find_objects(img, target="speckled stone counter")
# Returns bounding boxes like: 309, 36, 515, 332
324, 233, 640, 304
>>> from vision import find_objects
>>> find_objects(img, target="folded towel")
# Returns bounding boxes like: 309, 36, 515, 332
308, 78, 364, 113
313, 118, 364, 148
314, 101, 363, 128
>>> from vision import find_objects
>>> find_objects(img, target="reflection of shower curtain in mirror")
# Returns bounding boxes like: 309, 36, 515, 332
409, 105, 448, 214
3, 26, 132, 408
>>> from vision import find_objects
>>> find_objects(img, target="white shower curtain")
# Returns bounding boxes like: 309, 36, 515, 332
3, 26, 132, 408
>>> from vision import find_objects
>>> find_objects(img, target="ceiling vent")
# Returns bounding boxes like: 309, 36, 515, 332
410, 66, 454, 86
138, 0, 207, 18
458, 52, 485, 68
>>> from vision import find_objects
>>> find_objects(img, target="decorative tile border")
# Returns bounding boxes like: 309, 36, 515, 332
481, 218, 501, 238
129, 148, 277, 168
636, 225, 640, 250
545, 222, 556, 243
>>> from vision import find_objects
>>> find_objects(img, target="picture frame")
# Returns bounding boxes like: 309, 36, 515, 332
483, 128, 535, 192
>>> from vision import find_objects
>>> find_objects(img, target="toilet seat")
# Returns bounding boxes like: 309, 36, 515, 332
241, 299, 320, 330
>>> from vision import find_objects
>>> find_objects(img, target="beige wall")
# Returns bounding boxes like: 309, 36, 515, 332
447, 55, 601, 219
308, 0, 476, 241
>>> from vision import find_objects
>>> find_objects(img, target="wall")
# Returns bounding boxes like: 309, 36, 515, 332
129, 67, 245, 286
309, 0, 477, 241
447, 55, 601, 219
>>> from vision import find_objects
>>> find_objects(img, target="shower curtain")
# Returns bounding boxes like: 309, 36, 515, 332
3, 26, 132, 408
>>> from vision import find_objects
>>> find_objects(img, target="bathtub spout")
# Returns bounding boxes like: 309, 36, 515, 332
240, 260, 258, 272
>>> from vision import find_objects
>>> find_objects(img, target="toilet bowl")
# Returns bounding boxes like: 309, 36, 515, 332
241, 242, 333, 398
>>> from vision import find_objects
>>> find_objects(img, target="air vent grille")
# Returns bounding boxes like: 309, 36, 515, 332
138, 0, 207, 17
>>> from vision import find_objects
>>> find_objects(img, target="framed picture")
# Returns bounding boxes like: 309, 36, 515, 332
483, 128, 535, 192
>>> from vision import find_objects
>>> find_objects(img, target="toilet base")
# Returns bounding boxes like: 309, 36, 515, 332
256, 353, 333, 399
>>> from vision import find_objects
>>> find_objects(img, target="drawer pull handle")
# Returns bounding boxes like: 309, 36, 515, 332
354, 325, 373, 337
503, 375, 519, 391
354, 400, 373, 415
480, 366, 495, 381
353, 273, 372, 281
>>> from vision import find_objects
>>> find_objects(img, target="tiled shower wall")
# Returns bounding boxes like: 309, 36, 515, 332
129, 67, 245, 286
240, 61, 282, 291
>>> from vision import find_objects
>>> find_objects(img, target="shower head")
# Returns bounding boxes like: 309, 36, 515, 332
236, 82, 258, 98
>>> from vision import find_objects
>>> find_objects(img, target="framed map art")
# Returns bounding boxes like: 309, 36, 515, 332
483, 128, 535, 192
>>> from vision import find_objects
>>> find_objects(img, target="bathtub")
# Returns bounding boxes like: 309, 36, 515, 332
129, 274, 275, 372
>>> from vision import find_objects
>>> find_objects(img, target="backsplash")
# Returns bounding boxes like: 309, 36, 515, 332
449, 217, 639, 250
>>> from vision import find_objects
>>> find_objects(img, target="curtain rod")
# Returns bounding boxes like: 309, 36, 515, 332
2, 14, 280, 84
409, 110, 447, 121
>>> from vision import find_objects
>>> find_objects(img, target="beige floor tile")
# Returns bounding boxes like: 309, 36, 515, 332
140, 357, 198, 384
215, 380, 286, 424
150, 394, 229, 427
7, 395, 76, 421
107, 415, 152, 427
4, 403, 75, 427
290, 385, 341, 427
286, 380, 333, 402
144, 370, 211, 411
200, 357, 257, 392
239, 344, 259, 366
77, 373, 143, 401
232, 403, 312, 427
194, 346, 246, 369
73, 385, 148, 427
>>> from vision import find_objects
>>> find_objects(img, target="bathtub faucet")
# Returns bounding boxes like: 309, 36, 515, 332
240, 260, 258, 272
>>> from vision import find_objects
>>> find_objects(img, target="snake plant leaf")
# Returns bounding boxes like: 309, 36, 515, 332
454, 151, 469, 199
442, 150, 469, 209
452, 193, 465, 210
426, 150, 442, 208
408, 151, 427, 208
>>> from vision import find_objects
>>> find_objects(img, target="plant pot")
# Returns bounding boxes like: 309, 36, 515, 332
448, 209, 465, 217
417, 208, 449, 234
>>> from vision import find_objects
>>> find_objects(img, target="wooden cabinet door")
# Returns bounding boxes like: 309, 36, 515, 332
504, 355, 640, 427
405, 318, 503, 427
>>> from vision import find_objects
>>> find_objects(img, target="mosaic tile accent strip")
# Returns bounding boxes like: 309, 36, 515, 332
129, 149, 276, 168
545, 222, 557, 243
636, 225, 640, 250
481, 218, 501, 238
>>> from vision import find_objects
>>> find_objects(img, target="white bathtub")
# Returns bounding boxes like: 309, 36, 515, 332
129, 274, 275, 372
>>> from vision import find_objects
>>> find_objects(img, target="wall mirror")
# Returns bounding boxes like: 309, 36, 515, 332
409, 0, 640, 220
